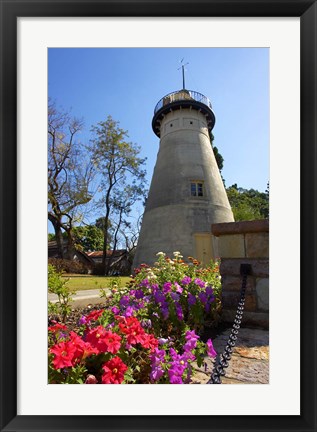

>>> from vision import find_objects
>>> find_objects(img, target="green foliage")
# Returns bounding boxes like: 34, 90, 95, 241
48, 264, 73, 322
72, 224, 104, 252
213, 145, 224, 172
100, 277, 122, 298
226, 183, 269, 221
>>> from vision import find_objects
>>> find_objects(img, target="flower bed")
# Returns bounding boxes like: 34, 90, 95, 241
48, 252, 221, 384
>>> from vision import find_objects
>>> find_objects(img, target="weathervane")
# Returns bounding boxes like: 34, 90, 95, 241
178, 58, 189, 90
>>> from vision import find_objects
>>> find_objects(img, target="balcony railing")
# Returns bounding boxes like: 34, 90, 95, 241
154, 90, 212, 114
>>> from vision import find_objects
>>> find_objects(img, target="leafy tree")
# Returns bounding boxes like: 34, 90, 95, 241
48, 233, 56, 242
89, 116, 147, 274
226, 183, 269, 221
72, 224, 104, 252
48, 99, 94, 258
213, 145, 224, 172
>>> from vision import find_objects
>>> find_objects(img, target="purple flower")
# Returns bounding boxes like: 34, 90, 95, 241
135, 301, 145, 310
151, 284, 159, 292
174, 282, 183, 293
184, 330, 199, 350
204, 302, 211, 313
185, 330, 199, 341
158, 338, 169, 345
140, 279, 150, 288
162, 282, 172, 294
168, 367, 184, 384
206, 286, 214, 296
188, 293, 196, 306
150, 348, 166, 382
175, 303, 183, 321
206, 339, 217, 358
183, 340, 197, 351
154, 291, 165, 304
119, 295, 130, 307
161, 304, 169, 320
78, 316, 87, 325
198, 292, 208, 304
168, 353, 187, 384
181, 276, 191, 286
151, 348, 166, 363
123, 306, 135, 317
170, 292, 180, 302
111, 306, 120, 314
141, 319, 152, 329
135, 289, 145, 299
194, 278, 206, 288
129, 289, 136, 296
150, 366, 164, 382
182, 350, 196, 362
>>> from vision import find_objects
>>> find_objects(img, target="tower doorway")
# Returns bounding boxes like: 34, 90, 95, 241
194, 233, 214, 265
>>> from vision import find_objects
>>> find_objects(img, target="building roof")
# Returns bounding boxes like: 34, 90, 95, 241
87, 249, 127, 258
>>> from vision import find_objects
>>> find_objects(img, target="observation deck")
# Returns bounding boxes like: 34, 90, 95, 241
152, 89, 215, 137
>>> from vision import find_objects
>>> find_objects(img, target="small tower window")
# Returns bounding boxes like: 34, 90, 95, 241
191, 181, 204, 197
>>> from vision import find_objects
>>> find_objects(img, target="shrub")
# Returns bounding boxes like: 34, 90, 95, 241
48, 258, 89, 274
48, 264, 73, 323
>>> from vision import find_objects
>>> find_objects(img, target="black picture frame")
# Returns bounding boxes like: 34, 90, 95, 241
1, 1, 316, 431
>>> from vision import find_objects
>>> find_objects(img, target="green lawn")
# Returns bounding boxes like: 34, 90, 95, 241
61, 275, 132, 292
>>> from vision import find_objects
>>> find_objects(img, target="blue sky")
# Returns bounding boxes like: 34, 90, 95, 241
48, 47, 269, 228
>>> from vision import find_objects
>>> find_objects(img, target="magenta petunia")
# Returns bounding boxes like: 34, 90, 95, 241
206, 339, 217, 358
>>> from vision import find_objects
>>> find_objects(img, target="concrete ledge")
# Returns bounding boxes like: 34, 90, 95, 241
220, 258, 269, 277
222, 310, 269, 330
212, 219, 269, 236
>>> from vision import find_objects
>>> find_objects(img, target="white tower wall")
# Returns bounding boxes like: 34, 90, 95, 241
133, 104, 234, 269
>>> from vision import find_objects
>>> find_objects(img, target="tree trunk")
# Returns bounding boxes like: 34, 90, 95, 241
65, 230, 76, 261
48, 213, 64, 258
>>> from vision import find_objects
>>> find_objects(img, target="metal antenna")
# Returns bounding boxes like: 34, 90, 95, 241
178, 59, 189, 90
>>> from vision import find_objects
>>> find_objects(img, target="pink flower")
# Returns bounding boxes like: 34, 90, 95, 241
85, 374, 98, 384
206, 339, 217, 358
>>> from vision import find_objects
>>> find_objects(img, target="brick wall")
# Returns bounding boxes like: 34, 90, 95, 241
212, 219, 269, 329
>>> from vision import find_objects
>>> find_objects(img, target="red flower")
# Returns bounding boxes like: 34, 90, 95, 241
118, 317, 145, 345
85, 326, 121, 354
50, 341, 77, 369
69, 331, 98, 362
48, 323, 67, 333
101, 356, 128, 384
85, 309, 104, 323
141, 334, 159, 351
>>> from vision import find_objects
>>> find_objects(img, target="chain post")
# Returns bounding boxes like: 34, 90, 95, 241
207, 263, 252, 384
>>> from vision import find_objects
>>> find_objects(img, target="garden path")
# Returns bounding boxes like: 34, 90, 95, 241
192, 328, 269, 384
48, 289, 104, 307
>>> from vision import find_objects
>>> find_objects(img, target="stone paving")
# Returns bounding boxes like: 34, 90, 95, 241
191, 327, 269, 384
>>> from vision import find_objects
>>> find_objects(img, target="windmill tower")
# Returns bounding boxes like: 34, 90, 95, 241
133, 67, 234, 268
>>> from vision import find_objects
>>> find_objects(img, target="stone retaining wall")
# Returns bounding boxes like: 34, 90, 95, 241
212, 219, 269, 329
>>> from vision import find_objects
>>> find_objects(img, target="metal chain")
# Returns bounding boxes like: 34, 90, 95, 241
208, 264, 252, 384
